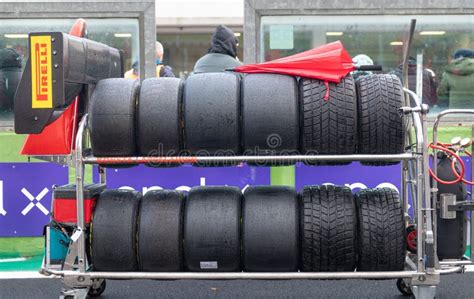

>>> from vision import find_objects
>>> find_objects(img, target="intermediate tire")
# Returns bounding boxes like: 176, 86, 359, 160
300, 77, 357, 165
356, 74, 404, 166
184, 73, 240, 166
90, 78, 139, 157
356, 188, 406, 271
137, 78, 182, 164
184, 186, 242, 271
91, 189, 141, 271
243, 186, 299, 271
300, 185, 357, 272
138, 190, 185, 271
242, 74, 299, 165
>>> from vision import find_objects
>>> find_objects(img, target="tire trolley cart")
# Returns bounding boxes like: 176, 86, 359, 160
13, 29, 474, 299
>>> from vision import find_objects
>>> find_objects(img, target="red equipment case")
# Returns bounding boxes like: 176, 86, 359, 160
52, 184, 105, 225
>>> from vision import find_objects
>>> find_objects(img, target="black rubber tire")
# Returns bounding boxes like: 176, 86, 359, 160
300, 185, 357, 272
435, 153, 467, 260
89, 78, 139, 157
355, 188, 406, 271
91, 189, 141, 271
184, 186, 242, 272
184, 73, 240, 166
138, 190, 185, 271
300, 77, 357, 166
242, 186, 299, 271
137, 78, 182, 164
356, 74, 404, 166
242, 74, 299, 166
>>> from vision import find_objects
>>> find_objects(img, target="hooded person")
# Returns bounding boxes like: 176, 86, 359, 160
193, 25, 242, 73
437, 49, 474, 109
390, 56, 438, 107
0, 48, 22, 113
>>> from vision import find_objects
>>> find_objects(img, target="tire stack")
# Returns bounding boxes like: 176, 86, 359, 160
88, 73, 404, 166
90, 186, 406, 273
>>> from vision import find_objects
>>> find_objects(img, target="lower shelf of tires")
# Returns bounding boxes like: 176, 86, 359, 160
88, 185, 406, 272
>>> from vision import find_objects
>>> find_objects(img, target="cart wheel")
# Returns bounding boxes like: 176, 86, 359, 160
396, 278, 413, 297
406, 225, 417, 254
88, 279, 106, 297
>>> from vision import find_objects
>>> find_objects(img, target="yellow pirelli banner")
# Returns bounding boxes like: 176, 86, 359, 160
30, 35, 53, 109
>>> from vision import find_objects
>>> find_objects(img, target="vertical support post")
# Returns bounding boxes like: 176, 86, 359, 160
422, 108, 436, 271
402, 161, 410, 225
99, 166, 106, 185
471, 124, 474, 258
75, 115, 88, 273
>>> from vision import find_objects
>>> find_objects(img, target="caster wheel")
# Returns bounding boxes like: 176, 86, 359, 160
88, 279, 106, 297
406, 225, 417, 254
397, 278, 413, 297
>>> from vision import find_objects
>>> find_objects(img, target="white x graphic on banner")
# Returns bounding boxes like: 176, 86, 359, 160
21, 187, 49, 216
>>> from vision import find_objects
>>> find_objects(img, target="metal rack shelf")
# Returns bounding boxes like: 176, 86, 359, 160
41, 92, 474, 299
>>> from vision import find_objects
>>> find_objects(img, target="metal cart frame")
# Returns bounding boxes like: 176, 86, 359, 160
40, 89, 474, 299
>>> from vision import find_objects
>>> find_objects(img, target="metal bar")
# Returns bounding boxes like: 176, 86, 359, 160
83, 153, 416, 165
45, 270, 418, 280
75, 115, 87, 273
439, 260, 473, 266
416, 53, 423, 103
402, 161, 410, 225
471, 124, 474, 258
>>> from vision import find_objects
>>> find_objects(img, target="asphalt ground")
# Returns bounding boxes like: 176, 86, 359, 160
0, 273, 473, 298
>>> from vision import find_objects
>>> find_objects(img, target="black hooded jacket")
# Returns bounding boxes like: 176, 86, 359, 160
193, 25, 242, 73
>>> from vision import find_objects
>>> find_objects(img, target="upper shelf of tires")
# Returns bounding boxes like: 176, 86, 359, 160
89, 73, 405, 166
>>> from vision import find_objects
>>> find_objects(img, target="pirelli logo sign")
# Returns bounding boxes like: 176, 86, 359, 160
30, 36, 53, 109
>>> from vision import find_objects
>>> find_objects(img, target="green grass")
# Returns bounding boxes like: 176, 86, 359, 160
0, 237, 43, 259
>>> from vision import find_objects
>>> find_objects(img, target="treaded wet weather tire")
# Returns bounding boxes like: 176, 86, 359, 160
243, 186, 299, 271
241, 74, 299, 165
137, 78, 182, 161
91, 189, 141, 271
356, 74, 404, 166
184, 186, 242, 271
138, 190, 185, 271
355, 188, 406, 271
184, 73, 240, 166
90, 78, 139, 157
300, 77, 357, 165
300, 185, 357, 272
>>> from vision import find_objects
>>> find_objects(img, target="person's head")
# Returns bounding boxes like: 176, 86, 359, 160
453, 48, 474, 60
208, 25, 239, 58
156, 41, 164, 64
352, 54, 373, 67
0, 48, 22, 69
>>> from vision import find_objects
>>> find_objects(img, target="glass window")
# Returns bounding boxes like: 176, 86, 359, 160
261, 15, 474, 113
0, 18, 139, 125
159, 32, 244, 78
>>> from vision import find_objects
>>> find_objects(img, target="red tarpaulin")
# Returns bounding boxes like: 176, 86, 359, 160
234, 41, 355, 83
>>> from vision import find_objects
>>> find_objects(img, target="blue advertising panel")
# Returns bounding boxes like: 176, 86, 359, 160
0, 163, 68, 237
96, 164, 271, 193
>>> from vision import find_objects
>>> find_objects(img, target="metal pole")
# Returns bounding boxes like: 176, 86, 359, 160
83, 153, 415, 165
402, 161, 409, 225
471, 124, 474, 258
75, 115, 88, 273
